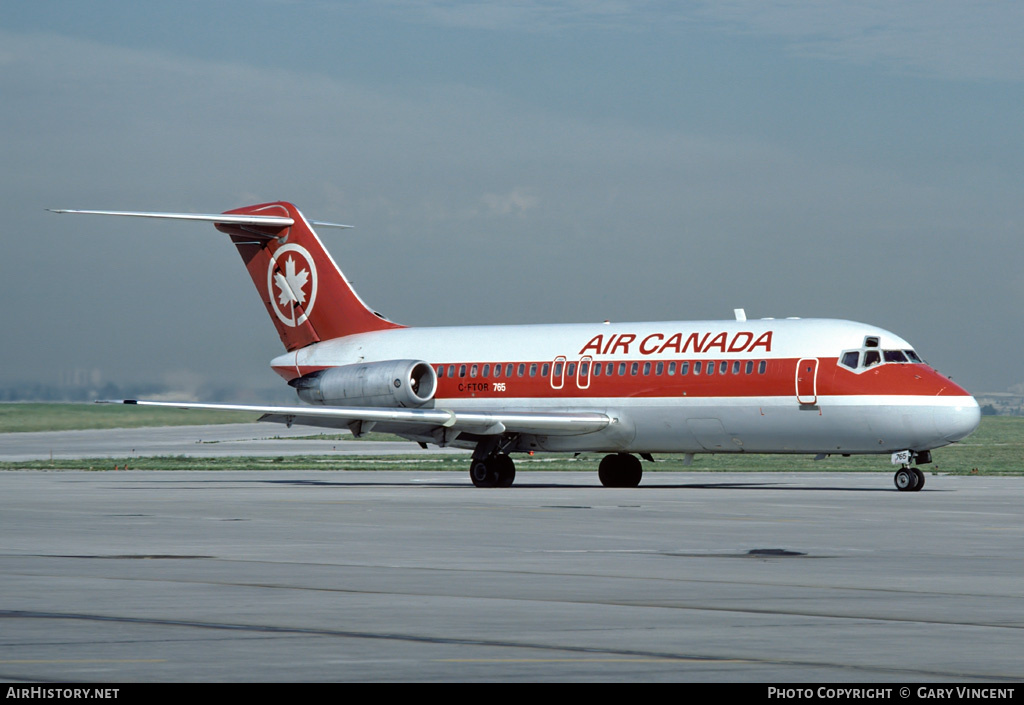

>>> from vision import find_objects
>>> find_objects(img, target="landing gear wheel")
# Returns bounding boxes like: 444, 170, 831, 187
598, 453, 643, 488
894, 467, 919, 492
470, 455, 516, 488
470, 459, 498, 488
911, 467, 925, 491
494, 454, 516, 488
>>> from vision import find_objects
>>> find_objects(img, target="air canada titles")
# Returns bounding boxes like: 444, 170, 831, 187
579, 330, 773, 357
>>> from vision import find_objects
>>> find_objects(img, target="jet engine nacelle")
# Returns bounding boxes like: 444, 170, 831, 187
288, 358, 436, 407
290, 360, 437, 408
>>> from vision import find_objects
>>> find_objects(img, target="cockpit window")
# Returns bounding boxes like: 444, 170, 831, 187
843, 337, 925, 372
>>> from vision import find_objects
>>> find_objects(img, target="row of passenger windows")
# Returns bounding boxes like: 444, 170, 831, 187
436, 360, 769, 379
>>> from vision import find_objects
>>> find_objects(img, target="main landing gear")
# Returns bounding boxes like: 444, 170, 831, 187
469, 454, 516, 488
598, 453, 643, 488
467, 439, 645, 489
469, 437, 516, 488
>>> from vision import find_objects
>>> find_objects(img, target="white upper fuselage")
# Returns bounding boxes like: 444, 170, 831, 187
274, 318, 899, 369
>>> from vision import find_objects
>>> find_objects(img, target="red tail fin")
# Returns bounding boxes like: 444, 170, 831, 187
216, 202, 403, 351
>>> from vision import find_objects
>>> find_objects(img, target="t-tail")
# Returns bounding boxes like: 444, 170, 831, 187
50, 201, 404, 350
216, 201, 403, 349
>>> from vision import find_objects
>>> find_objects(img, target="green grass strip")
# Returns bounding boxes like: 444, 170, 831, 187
0, 403, 258, 433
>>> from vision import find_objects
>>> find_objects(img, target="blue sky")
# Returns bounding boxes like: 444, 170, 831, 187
2, 1, 1021, 397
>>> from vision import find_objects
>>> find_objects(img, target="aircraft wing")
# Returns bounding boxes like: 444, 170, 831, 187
100, 399, 611, 437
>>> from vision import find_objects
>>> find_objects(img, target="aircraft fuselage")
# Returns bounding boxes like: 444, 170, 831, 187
270, 317, 980, 456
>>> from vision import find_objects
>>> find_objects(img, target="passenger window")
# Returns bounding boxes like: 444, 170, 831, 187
541, 363, 550, 377
618, 362, 626, 376
593, 363, 601, 377
629, 362, 638, 375
482, 364, 490, 377
758, 361, 766, 374
554, 362, 563, 377
841, 351, 859, 369
494, 364, 501, 378
470, 364, 478, 378
643, 362, 651, 376
681, 362, 689, 375
693, 361, 702, 375
437, 365, 444, 378
707, 361, 715, 375
459, 365, 466, 378
656, 362, 664, 375
567, 363, 576, 376
667, 362, 676, 375
745, 361, 753, 374
580, 362, 589, 377
517, 364, 525, 377
863, 350, 881, 367
529, 363, 537, 377
731, 361, 740, 375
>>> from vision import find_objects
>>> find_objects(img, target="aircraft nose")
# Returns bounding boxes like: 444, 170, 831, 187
934, 397, 981, 443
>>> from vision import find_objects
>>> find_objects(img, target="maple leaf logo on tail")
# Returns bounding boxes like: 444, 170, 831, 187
266, 244, 318, 327
274, 257, 309, 308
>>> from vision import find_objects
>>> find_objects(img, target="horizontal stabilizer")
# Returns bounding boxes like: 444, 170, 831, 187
48, 209, 296, 227
52, 202, 380, 351
49, 209, 353, 229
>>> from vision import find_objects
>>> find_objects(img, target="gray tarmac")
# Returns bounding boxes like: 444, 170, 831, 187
1, 427, 1023, 682
0, 423, 465, 462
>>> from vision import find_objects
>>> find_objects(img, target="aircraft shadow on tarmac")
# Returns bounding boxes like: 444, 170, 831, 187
99, 475, 935, 492
248, 477, 912, 492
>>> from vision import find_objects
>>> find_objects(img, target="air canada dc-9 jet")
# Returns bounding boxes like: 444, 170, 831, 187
52, 202, 980, 490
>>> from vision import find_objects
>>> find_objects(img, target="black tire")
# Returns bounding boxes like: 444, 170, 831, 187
620, 453, 642, 487
494, 454, 516, 488
598, 453, 643, 488
598, 454, 619, 487
894, 467, 917, 492
470, 459, 498, 488
911, 467, 925, 491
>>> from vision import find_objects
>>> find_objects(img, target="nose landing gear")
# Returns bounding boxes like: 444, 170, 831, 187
894, 466, 926, 492
892, 449, 930, 492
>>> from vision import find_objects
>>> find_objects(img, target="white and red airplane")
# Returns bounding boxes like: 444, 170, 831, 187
53, 201, 980, 490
